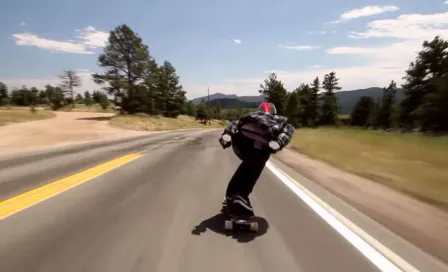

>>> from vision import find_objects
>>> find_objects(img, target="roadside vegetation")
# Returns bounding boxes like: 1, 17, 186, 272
291, 127, 448, 208
0, 107, 55, 127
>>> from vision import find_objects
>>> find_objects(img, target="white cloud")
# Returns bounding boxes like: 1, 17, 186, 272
445, 0, 448, 4
278, 45, 321, 51
185, 11, 448, 98
12, 26, 109, 54
308, 65, 324, 69
307, 30, 327, 35
12, 33, 94, 54
325, 12, 448, 84
233, 39, 241, 44
20, 22, 26, 26
349, 12, 448, 40
330, 5, 400, 23
76, 26, 109, 48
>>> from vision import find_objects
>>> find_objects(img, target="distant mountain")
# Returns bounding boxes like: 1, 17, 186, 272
191, 93, 239, 105
209, 98, 259, 109
337, 87, 405, 114
190, 87, 405, 114
191, 93, 264, 105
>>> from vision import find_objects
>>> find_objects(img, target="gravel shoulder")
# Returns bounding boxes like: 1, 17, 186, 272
275, 148, 448, 265
0, 111, 148, 154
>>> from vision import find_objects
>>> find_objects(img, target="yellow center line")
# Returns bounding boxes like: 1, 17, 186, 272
0, 153, 143, 221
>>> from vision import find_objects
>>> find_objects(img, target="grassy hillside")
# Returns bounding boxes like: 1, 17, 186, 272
291, 127, 448, 208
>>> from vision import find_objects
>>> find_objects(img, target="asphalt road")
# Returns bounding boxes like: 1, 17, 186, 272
0, 129, 447, 272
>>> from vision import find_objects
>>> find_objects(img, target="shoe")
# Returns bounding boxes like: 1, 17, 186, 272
228, 195, 254, 217
233, 195, 253, 211
222, 195, 233, 206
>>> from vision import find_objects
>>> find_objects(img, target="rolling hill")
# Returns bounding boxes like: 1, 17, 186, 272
191, 88, 405, 114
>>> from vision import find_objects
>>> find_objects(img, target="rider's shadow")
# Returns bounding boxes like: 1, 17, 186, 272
191, 211, 270, 243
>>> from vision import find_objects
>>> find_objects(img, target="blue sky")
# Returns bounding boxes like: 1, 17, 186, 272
1, 0, 447, 99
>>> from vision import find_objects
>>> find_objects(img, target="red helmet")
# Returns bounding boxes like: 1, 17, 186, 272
258, 102, 277, 115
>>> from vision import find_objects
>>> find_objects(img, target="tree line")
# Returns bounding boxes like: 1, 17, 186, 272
1, 25, 446, 132
0, 81, 110, 110
259, 36, 448, 133
258, 70, 341, 127
0, 24, 193, 118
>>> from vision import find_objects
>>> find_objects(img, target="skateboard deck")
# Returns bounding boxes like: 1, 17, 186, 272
222, 204, 258, 232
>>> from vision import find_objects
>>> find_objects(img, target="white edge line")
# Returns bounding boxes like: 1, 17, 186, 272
266, 161, 419, 272
0, 154, 144, 221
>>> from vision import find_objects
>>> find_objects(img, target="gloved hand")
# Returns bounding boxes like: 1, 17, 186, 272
219, 134, 232, 149
268, 140, 281, 152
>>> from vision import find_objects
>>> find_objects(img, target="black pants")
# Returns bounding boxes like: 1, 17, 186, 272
225, 132, 271, 201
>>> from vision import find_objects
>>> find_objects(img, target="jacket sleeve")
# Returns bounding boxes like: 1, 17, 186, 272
277, 123, 295, 149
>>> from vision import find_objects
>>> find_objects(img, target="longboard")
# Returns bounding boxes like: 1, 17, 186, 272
222, 204, 258, 232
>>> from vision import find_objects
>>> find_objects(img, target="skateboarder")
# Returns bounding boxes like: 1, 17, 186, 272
219, 102, 295, 217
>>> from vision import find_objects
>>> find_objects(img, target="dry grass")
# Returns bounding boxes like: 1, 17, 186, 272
110, 114, 226, 131
291, 127, 448, 208
45, 103, 116, 113
0, 107, 56, 127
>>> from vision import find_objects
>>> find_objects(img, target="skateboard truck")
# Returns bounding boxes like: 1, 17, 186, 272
223, 205, 258, 232
224, 218, 258, 232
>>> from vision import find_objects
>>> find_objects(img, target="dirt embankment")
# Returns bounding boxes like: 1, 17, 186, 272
0, 111, 148, 154
275, 148, 448, 265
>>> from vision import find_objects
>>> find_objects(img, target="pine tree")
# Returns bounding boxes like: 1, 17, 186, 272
377, 80, 398, 129
350, 96, 375, 127
0, 82, 8, 106
92, 24, 157, 114
258, 73, 288, 115
285, 90, 301, 127
309, 77, 320, 127
400, 36, 448, 131
319, 72, 341, 125
155, 61, 186, 118
59, 69, 81, 108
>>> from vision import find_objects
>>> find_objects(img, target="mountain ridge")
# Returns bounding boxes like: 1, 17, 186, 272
191, 87, 405, 114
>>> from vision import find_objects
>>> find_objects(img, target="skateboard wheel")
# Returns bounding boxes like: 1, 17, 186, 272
224, 220, 233, 230
250, 222, 258, 232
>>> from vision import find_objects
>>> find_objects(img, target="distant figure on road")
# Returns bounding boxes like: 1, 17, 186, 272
219, 102, 295, 217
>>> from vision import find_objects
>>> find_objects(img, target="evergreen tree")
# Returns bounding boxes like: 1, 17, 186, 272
75, 93, 84, 103
309, 77, 320, 127
0, 82, 8, 106
400, 36, 448, 131
285, 90, 301, 127
155, 61, 186, 118
258, 73, 288, 115
350, 96, 375, 127
319, 72, 341, 125
92, 24, 157, 114
59, 69, 81, 108
377, 80, 398, 129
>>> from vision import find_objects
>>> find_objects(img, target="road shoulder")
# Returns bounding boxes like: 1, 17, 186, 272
274, 148, 448, 267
